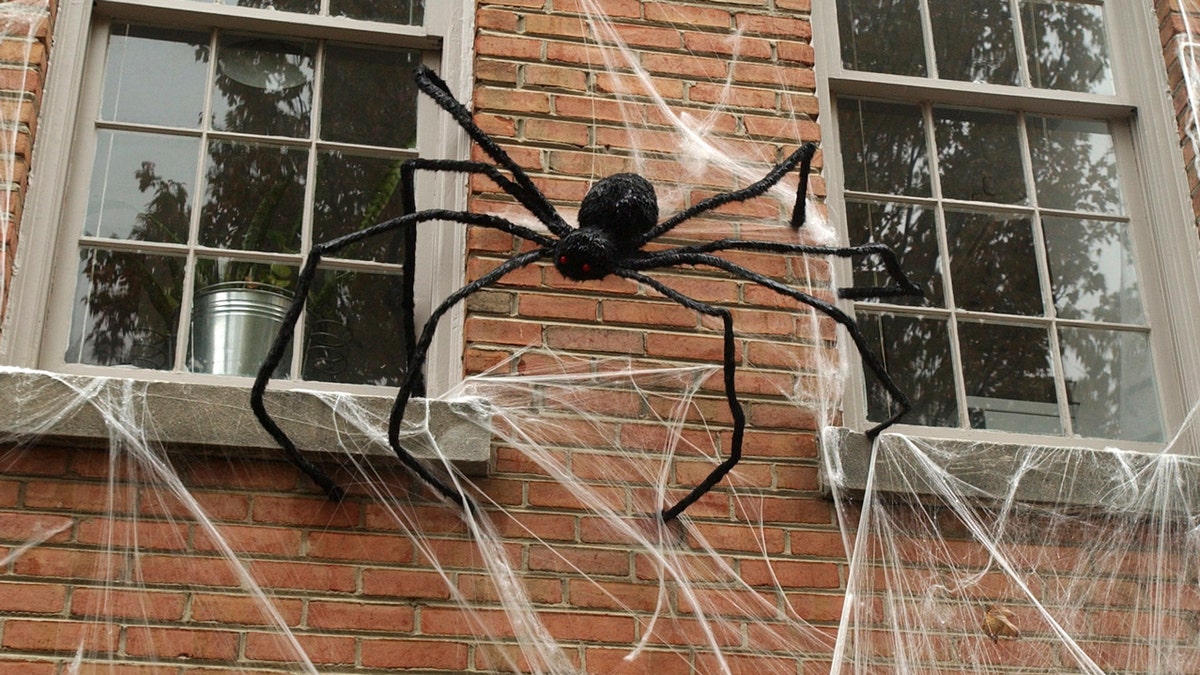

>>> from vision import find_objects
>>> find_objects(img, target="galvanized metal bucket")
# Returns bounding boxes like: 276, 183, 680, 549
189, 282, 293, 377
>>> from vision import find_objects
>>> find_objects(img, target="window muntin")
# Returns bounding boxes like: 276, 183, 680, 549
64, 19, 423, 386
188, 0, 424, 25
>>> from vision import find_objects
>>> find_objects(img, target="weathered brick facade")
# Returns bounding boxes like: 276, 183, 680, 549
0, 0, 1198, 672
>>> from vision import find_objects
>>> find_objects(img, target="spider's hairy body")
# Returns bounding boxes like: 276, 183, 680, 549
555, 173, 658, 281
253, 64, 922, 523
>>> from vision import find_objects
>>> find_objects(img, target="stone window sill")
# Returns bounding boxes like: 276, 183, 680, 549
0, 368, 492, 475
820, 427, 1179, 509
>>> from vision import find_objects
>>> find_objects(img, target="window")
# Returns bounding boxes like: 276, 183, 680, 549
4, 0, 473, 395
816, 0, 1200, 446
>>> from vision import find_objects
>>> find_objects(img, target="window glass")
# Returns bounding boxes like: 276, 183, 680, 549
839, 0, 1115, 95
100, 25, 209, 127
212, 36, 315, 138
1020, 0, 1114, 94
85, 130, 198, 243
928, 0, 1020, 85
838, 99, 931, 196
69, 249, 186, 369
836, 0, 926, 77
321, 46, 420, 148
199, 140, 307, 253
846, 201, 943, 307
1043, 217, 1145, 324
861, 312, 959, 427
934, 108, 1027, 204
960, 323, 1061, 434
1059, 327, 1163, 441
1026, 116, 1123, 214
944, 210, 1041, 315
66, 23, 422, 382
211, 0, 425, 25
303, 269, 409, 386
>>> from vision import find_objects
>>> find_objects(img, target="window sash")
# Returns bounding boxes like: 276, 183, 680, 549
812, 0, 1198, 448
3, 0, 472, 398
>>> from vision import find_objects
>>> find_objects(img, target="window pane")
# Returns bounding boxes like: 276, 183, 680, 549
1027, 116, 1123, 214
101, 25, 209, 128
846, 200, 943, 307
223, 0, 319, 13
838, 99, 931, 196
303, 269, 409, 386
199, 140, 307, 253
1043, 217, 1145, 324
330, 0, 424, 26
1021, 0, 1114, 94
68, 249, 185, 370
934, 108, 1026, 204
1060, 328, 1163, 442
945, 210, 1041, 315
189, 259, 298, 378
836, 0, 925, 76
861, 312, 959, 427
212, 35, 314, 138
85, 130, 198, 243
928, 0, 1019, 85
313, 152, 408, 261
321, 46, 420, 148
960, 322, 1060, 433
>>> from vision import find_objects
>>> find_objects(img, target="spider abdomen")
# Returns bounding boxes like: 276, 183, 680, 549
577, 173, 659, 246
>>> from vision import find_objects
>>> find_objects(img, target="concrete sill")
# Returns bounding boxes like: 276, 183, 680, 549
820, 427, 1187, 511
0, 368, 493, 475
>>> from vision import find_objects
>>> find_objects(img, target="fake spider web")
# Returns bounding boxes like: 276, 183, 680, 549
1, 1, 1200, 673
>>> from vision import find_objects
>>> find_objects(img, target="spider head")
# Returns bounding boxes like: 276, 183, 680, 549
578, 173, 659, 247
554, 228, 617, 281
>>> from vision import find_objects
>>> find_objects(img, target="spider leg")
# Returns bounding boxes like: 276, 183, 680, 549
389, 246, 550, 514
639, 142, 817, 245
631, 251, 912, 438
252, 209, 552, 503
397, 158, 560, 397
401, 159, 561, 237
660, 238, 923, 300
614, 270, 744, 524
414, 65, 570, 237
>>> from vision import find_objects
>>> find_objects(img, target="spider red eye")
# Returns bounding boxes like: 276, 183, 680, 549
582, 263, 591, 273
558, 255, 568, 264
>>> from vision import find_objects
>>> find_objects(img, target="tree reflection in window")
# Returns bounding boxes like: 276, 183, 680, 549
70, 23, 420, 387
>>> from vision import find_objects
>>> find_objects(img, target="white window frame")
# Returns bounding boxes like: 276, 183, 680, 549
1, 0, 476, 399
813, 0, 1200, 453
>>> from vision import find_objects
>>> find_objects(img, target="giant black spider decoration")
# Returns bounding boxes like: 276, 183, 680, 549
252, 65, 921, 523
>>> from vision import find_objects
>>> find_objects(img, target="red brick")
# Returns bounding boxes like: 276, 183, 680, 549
70, 588, 186, 621
247, 559, 357, 592
476, 34, 543, 60
0, 581, 66, 614
243, 632, 355, 664
124, 626, 239, 660
304, 529, 413, 563
544, 324, 644, 354
191, 593, 303, 626
1, 619, 117, 654
249, 495, 359, 528
360, 638, 469, 669
360, 568, 453, 599
306, 600, 415, 632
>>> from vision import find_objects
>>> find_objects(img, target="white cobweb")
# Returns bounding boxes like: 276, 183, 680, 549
2, 1, 1200, 673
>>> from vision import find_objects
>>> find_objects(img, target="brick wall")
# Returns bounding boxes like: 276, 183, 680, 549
1, 0, 1199, 673
0, 0, 52, 334
1158, 0, 1200, 224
